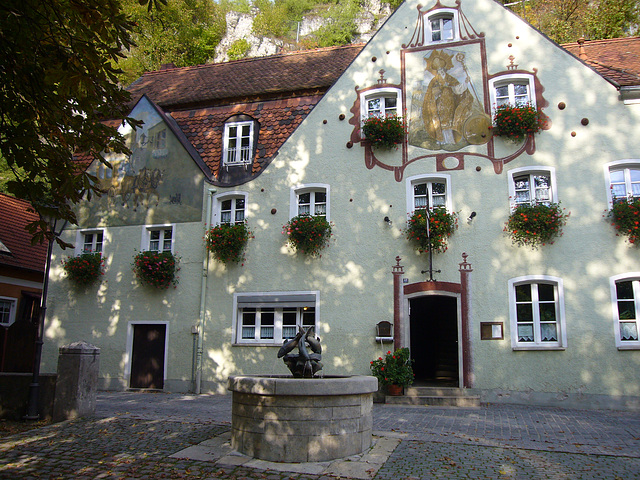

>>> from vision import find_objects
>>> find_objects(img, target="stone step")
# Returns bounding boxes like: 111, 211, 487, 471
385, 394, 480, 407
385, 386, 480, 407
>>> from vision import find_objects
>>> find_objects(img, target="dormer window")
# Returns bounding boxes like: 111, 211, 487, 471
223, 120, 255, 166
426, 10, 458, 43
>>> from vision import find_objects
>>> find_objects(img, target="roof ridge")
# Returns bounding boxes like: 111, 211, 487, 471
140, 43, 366, 78
562, 36, 640, 47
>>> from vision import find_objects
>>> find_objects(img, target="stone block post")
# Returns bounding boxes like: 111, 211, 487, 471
53, 341, 100, 422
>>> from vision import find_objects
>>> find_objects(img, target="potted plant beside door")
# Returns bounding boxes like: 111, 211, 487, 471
370, 347, 414, 395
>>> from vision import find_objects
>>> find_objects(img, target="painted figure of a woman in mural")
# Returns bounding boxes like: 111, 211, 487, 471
409, 49, 491, 151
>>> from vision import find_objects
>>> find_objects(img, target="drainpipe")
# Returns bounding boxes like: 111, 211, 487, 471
195, 187, 216, 394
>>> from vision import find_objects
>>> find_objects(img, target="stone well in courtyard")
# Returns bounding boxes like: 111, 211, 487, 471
228, 375, 378, 463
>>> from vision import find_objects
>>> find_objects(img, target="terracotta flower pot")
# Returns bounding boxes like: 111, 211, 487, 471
387, 384, 403, 396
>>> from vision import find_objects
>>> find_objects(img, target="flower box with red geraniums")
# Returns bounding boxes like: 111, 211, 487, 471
283, 214, 332, 257
61, 252, 104, 285
132, 250, 179, 289
504, 202, 569, 249
361, 114, 406, 150
608, 197, 640, 245
405, 208, 457, 254
492, 103, 543, 142
205, 221, 253, 264
370, 348, 414, 388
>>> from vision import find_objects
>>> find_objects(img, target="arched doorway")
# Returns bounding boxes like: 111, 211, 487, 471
409, 295, 459, 387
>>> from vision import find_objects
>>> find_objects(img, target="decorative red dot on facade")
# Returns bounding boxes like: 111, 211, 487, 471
271, 208, 277, 215
323, 119, 327, 124
339, 114, 345, 120
508, 43, 512, 47
346, 142, 353, 148
558, 102, 566, 110
372, 56, 377, 62
476, 166, 481, 171
571, 131, 577, 137
581, 118, 589, 126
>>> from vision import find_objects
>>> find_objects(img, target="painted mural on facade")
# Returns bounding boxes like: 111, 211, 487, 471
407, 47, 490, 151
78, 97, 204, 227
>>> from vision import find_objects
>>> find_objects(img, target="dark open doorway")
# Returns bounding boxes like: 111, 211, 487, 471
130, 323, 166, 389
409, 295, 459, 387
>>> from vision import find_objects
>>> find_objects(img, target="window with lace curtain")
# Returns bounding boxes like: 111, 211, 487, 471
509, 276, 566, 350
406, 174, 451, 213
290, 184, 330, 220
611, 275, 640, 349
507, 167, 557, 210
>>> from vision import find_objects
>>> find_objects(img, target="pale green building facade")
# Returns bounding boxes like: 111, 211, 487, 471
42, 0, 640, 409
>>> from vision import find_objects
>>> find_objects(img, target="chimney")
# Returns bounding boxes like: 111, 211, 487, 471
577, 37, 587, 60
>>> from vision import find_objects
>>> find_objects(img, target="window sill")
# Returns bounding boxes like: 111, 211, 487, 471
232, 342, 281, 347
616, 344, 640, 350
512, 346, 566, 351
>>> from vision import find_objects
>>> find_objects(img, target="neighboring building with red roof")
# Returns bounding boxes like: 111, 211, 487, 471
39, 1, 640, 410
0, 193, 47, 372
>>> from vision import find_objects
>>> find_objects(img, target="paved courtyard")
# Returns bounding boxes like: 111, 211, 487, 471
0, 392, 638, 479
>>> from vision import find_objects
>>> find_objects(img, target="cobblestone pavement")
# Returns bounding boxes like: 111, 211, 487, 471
0, 392, 638, 479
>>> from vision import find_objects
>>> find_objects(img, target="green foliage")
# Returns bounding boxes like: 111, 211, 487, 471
61, 253, 105, 285
502, 0, 639, 44
505, 203, 568, 248
309, 0, 361, 47
406, 208, 457, 254
283, 214, 332, 257
205, 222, 253, 263
227, 39, 251, 61
362, 114, 406, 150
0, 0, 140, 246
608, 198, 640, 245
253, 0, 290, 38
492, 104, 544, 142
119, 0, 226, 84
370, 348, 414, 387
132, 251, 180, 289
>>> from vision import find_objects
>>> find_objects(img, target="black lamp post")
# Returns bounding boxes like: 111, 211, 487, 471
24, 214, 66, 420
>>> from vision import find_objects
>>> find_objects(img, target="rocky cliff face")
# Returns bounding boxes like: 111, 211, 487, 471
214, 0, 393, 63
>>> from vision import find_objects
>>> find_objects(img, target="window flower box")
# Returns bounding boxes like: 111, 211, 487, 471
505, 203, 568, 248
283, 214, 332, 257
132, 251, 179, 289
405, 208, 457, 254
492, 103, 543, 142
362, 114, 406, 150
61, 252, 104, 285
205, 221, 253, 264
608, 198, 640, 245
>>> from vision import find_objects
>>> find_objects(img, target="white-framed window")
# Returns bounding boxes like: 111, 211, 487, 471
406, 174, 452, 212
212, 192, 248, 225
290, 184, 330, 220
223, 120, 254, 166
508, 276, 567, 350
361, 88, 402, 120
426, 10, 458, 43
610, 274, 640, 349
489, 74, 536, 111
507, 167, 557, 209
233, 292, 319, 345
76, 229, 104, 255
142, 224, 175, 253
0, 296, 18, 327
604, 161, 640, 205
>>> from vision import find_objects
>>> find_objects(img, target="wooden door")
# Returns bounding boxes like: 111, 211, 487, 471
130, 324, 166, 389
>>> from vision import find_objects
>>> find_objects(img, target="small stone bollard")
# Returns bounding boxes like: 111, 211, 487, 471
53, 341, 100, 422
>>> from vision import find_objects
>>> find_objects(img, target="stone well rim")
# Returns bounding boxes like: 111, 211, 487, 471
228, 374, 378, 396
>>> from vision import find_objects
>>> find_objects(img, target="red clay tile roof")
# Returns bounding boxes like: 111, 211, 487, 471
562, 37, 640, 87
127, 44, 364, 110
124, 45, 364, 186
171, 95, 322, 185
0, 193, 48, 274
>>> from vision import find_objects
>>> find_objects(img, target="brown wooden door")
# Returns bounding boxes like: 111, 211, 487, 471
130, 324, 166, 389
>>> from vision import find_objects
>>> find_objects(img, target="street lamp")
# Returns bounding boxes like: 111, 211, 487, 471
24, 213, 67, 420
